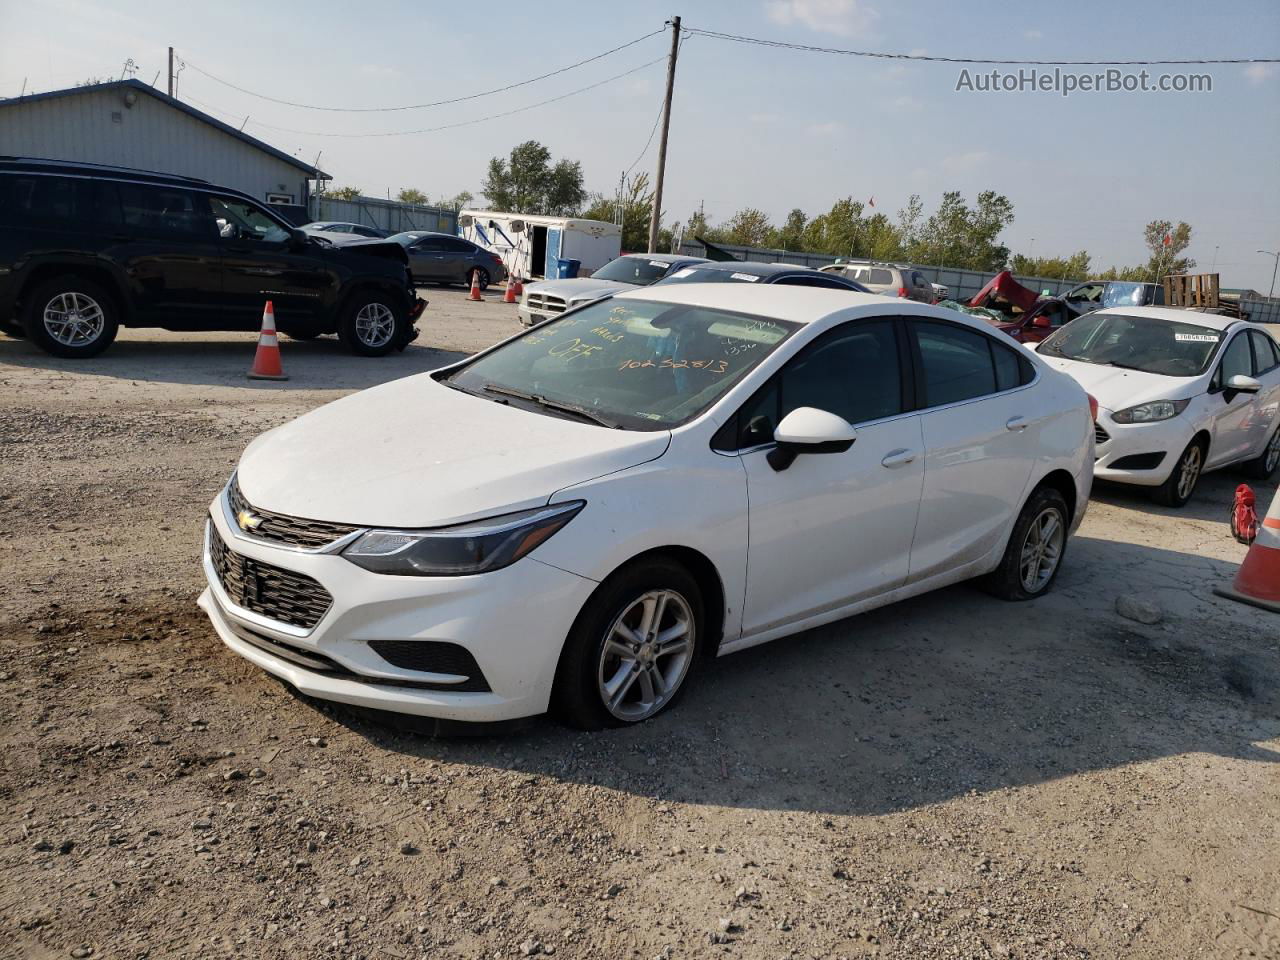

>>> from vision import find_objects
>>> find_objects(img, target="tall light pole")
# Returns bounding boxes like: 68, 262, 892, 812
647, 16, 681, 253
1259, 249, 1280, 300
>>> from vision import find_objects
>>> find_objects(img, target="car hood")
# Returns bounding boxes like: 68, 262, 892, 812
236, 375, 670, 527
1037, 356, 1199, 411
524, 278, 636, 301
331, 238, 409, 264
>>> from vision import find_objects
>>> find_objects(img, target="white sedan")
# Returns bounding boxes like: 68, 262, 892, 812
1035, 307, 1280, 506
199, 287, 1093, 730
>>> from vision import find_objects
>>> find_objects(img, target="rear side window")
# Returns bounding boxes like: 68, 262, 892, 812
117, 183, 212, 238
0, 174, 83, 226
866, 268, 894, 285
913, 320, 1030, 407
771, 274, 851, 289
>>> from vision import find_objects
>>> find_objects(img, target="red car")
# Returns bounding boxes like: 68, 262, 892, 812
969, 271, 1073, 344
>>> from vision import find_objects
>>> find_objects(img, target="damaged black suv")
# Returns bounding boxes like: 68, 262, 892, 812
0, 157, 425, 358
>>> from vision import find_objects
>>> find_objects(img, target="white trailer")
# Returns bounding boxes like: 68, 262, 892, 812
458, 210, 621, 281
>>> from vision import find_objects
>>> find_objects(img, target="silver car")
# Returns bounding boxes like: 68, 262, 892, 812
390, 231, 507, 289
820, 262, 936, 303
518, 253, 708, 326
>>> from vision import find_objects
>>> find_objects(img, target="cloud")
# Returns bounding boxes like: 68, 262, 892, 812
1024, 28, 1044, 40
765, 0, 880, 38
806, 121, 844, 135
940, 150, 990, 174
1243, 63, 1278, 84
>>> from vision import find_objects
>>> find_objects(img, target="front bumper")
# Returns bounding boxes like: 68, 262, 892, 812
1092, 408, 1190, 487
198, 492, 597, 722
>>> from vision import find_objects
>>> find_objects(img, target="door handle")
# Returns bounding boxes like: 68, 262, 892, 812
1006, 416, 1029, 431
881, 448, 917, 468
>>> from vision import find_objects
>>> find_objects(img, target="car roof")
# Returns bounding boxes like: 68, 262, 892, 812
1092, 305, 1246, 331
612, 283, 931, 326
0, 155, 264, 206
676, 260, 830, 278
620, 253, 702, 264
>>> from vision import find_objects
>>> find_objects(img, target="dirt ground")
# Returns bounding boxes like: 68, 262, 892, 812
1, 288, 1277, 960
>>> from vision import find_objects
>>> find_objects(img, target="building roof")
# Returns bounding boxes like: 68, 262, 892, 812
0, 79, 329, 179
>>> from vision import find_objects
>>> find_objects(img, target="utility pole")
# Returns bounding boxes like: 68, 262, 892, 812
1259, 249, 1280, 300
647, 15, 681, 253
167, 47, 174, 97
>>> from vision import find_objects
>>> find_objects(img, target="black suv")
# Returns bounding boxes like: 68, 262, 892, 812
0, 158, 425, 358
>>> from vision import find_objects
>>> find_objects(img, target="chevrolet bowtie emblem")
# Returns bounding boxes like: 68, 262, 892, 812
236, 509, 264, 532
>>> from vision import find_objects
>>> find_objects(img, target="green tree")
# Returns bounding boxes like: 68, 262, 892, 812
481, 141, 585, 215
327, 186, 362, 201
769, 208, 809, 251
1142, 220, 1195, 279
907, 190, 1014, 270
444, 190, 474, 211
803, 198, 865, 256
581, 173, 659, 252
1010, 251, 1091, 280
723, 208, 773, 247
396, 188, 429, 205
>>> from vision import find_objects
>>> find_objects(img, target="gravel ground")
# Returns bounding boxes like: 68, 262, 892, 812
1, 288, 1277, 960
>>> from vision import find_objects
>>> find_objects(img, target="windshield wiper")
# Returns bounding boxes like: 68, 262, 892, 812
481, 383, 619, 428
1101, 360, 1147, 371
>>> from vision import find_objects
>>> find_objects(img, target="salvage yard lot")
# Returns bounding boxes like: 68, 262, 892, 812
1, 288, 1277, 959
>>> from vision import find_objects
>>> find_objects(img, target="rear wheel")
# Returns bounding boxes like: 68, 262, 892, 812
1244, 425, 1280, 481
1151, 438, 1205, 507
552, 558, 703, 730
338, 291, 406, 357
470, 268, 490, 291
1, 316, 25, 338
982, 487, 1069, 601
22, 275, 119, 358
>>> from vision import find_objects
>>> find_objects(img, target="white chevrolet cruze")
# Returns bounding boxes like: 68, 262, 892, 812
199, 287, 1093, 730
1035, 307, 1280, 506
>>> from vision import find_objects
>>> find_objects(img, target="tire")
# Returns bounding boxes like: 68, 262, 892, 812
471, 268, 490, 291
982, 486, 1070, 601
337, 291, 406, 357
1, 316, 26, 338
1151, 437, 1205, 507
1244, 425, 1280, 481
21, 275, 119, 358
551, 558, 703, 730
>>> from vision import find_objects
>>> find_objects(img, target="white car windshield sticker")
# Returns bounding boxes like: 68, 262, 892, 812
648, 260, 668, 268
670, 268, 697, 278
1174, 333, 1219, 342
730, 272, 761, 282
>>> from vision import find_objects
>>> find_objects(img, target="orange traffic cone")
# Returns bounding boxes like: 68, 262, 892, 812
468, 269, 484, 301
513, 276, 524, 297
1214, 484, 1280, 613
502, 273, 518, 303
247, 301, 288, 381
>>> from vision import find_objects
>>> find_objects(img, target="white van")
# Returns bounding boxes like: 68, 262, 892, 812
458, 210, 622, 281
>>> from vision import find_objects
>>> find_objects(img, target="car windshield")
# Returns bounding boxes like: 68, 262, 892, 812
659, 267, 768, 285
591, 257, 674, 285
446, 298, 800, 430
1038, 312, 1223, 377
1101, 282, 1152, 308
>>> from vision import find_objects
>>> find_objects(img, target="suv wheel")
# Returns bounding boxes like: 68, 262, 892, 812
338, 292, 405, 357
23, 275, 119, 358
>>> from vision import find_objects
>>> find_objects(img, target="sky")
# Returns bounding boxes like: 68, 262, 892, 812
2, 0, 1278, 292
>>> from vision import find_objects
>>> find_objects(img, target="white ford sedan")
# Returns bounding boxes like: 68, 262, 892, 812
1035, 307, 1280, 506
199, 287, 1093, 730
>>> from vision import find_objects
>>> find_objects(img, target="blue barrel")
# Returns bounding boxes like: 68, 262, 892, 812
556, 258, 582, 279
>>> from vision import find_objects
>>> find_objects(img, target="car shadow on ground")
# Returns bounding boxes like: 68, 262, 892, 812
0, 334, 468, 391
315, 534, 1279, 819
1091, 470, 1268, 524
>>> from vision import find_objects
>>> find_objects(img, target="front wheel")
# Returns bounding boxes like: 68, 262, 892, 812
338, 292, 406, 357
1244, 425, 1280, 481
22, 275, 119, 358
1151, 438, 1204, 507
982, 487, 1070, 601
552, 559, 703, 730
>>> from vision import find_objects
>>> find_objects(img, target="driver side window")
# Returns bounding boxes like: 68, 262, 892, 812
209, 196, 290, 243
733, 320, 903, 448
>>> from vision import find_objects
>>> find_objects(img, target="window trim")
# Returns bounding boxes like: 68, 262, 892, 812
906, 316, 1040, 414
711, 316, 916, 454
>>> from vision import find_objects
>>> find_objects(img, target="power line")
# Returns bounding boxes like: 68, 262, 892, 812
683, 26, 1280, 65
180, 27, 667, 113
182, 57, 667, 138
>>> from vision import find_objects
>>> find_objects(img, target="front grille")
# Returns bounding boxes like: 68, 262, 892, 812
228, 479, 359, 550
367, 640, 491, 692
525, 293, 566, 315
1095, 423, 1111, 445
209, 524, 333, 630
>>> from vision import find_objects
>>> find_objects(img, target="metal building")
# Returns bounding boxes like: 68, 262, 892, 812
0, 79, 327, 222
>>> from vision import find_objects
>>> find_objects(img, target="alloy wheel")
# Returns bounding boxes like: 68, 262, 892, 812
596, 589, 694, 722
43, 292, 105, 347
1266, 430, 1280, 474
1176, 445, 1203, 501
353, 302, 395, 348
1019, 507, 1064, 593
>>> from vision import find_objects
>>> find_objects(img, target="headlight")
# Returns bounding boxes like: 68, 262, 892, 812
1111, 399, 1190, 424
341, 501, 584, 576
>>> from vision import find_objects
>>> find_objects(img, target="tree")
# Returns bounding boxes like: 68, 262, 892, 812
723, 208, 773, 247
396, 188, 428, 205
769, 208, 809, 251
326, 186, 362, 201
1142, 220, 1194, 279
1010, 251, 1091, 280
443, 190, 473, 211
481, 141, 585, 215
906, 190, 1014, 270
581, 173, 660, 252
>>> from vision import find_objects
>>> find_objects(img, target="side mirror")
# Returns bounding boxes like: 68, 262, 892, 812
289, 228, 309, 250
1031, 315, 1053, 329
767, 407, 858, 471
1226, 374, 1262, 394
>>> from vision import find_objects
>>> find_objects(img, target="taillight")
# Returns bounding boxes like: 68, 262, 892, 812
897, 287, 908, 298
491, 254, 503, 264
1087, 393, 1099, 422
